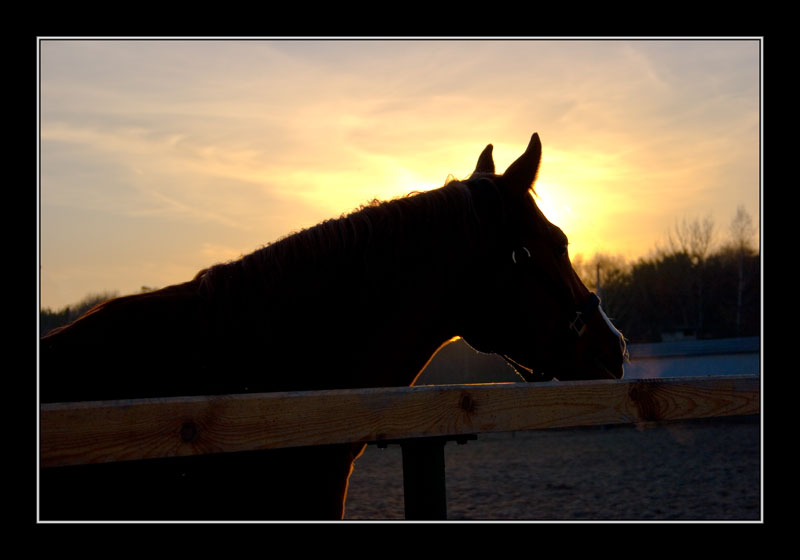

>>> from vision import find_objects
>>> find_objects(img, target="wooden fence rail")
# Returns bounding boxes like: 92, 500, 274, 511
40, 375, 759, 469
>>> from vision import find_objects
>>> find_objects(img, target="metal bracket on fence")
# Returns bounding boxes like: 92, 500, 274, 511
370, 434, 477, 520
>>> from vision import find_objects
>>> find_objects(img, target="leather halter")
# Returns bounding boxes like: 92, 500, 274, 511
511, 245, 601, 337
568, 291, 601, 338
503, 246, 602, 382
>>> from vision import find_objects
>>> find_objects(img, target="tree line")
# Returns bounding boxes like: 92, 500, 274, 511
572, 205, 759, 343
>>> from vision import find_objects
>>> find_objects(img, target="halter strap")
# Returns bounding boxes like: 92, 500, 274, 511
504, 246, 603, 381
569, 292, 600, 338
511, 245, 601, 336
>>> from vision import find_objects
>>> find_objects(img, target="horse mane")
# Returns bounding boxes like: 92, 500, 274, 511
192, 178, 494, 333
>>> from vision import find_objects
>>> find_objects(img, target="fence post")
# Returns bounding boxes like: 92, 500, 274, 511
401, 437, 448, 520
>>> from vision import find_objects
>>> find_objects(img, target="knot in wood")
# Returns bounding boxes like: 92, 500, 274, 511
628, 381, 663, 422
459, 392, 476, 415
180, 421, 198, 443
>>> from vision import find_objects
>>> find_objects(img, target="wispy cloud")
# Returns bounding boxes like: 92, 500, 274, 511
39, 39, 760, 309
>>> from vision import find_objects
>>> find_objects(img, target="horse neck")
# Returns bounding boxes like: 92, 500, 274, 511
252, 197, 480, 389
345, 280, 463, 388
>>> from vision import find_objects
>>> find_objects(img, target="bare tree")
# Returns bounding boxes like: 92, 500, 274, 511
667, 215, 716, 265
730, 205, 756, 254
660, 215, 716, 336
729, 205, 756, 335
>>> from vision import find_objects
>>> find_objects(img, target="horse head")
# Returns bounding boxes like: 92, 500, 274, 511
461, 133, 628, 381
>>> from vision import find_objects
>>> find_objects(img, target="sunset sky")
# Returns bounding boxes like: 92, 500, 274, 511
38, 38, 761, 311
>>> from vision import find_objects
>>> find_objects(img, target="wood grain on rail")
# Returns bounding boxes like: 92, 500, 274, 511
40, 375, 759, 468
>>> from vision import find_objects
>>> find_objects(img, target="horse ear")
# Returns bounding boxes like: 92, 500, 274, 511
502, 133, 542, 193
473, 144, 495, 175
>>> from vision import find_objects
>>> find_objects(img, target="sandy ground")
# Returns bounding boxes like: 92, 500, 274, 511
343, 415, 760, 521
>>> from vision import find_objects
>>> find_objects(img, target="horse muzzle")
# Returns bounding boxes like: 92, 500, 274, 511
503, 297, 628, 382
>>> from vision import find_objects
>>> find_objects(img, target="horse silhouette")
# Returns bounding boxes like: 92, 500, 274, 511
40, 132, 627, 520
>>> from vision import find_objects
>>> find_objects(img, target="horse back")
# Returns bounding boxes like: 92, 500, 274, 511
40, 280, 212, 403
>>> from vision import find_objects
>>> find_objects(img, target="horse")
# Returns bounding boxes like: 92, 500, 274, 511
39, 132, 628, 520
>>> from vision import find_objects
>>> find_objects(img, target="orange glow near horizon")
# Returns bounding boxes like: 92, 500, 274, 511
533, 149, 639, 261
39, 39, 760, 311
